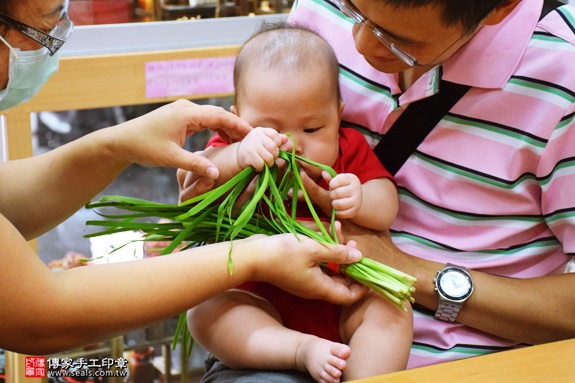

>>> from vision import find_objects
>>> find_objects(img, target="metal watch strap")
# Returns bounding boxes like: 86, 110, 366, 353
434, 300, 462, 322
434, 264, 473, 323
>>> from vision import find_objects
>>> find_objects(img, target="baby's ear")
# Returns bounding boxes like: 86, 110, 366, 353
484, 0, 521, 26
339, 101, 345, 116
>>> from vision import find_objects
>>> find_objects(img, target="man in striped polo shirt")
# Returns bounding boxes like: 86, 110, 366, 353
286, 0, 575, 372
183, 0, 575, 380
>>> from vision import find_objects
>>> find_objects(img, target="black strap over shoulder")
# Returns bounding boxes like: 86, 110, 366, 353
373, 0, 563, 176
373, 79, 469, 175
542, 0, 564, 19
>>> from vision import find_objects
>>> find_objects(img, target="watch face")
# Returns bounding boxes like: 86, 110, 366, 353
437, 269, 473, 301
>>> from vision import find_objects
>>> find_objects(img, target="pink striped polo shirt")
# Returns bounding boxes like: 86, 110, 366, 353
290, 0, 575, 369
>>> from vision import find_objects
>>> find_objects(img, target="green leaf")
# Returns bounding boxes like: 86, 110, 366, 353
85, 147, 418, 357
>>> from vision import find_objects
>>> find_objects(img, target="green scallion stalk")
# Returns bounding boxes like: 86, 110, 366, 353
85, 146, 417, 356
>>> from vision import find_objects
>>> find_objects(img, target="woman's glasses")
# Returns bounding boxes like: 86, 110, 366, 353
0, 2, 74, 56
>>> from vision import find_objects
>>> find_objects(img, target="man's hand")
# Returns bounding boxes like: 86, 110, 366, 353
298, 170, 333, 216
339, 220, 394, 263
177, 165, 216, 203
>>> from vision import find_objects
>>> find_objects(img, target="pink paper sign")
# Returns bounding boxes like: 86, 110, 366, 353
145, 56, 236, 99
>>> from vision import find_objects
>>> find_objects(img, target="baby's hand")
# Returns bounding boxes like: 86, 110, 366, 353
325, 172, 362, 219
236, 127, 287, 171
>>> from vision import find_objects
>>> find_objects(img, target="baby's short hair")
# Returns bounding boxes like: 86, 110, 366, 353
234, 21, 341, 104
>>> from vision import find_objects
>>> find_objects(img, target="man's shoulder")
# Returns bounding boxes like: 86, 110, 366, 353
537, 3, 575, 45
521, 3, 575, 92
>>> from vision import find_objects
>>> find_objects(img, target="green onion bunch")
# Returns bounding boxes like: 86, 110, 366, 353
85, 147, 416, 355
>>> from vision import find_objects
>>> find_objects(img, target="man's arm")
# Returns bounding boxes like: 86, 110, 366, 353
301, 169, 575, 345
344, 225, 575, 345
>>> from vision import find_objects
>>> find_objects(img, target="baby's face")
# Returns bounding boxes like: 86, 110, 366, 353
234, 68, 343, 180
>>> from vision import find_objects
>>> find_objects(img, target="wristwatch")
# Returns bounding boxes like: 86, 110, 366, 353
434, 264, 474, 323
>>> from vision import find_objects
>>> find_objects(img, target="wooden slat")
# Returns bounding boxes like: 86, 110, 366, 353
2, 44, 239, 160
6, 45, 239, 114
349, 338, 575, 383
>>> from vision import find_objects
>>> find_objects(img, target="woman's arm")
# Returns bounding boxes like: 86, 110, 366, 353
0, 213, 364, 354
0, 100, 367, 355
0, 101, 252, 239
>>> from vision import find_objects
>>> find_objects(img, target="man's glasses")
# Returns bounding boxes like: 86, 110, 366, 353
0, 2, 74, 56
332, 0, 478, 67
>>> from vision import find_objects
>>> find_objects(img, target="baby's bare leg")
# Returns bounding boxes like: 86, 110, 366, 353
188, 290, 351, 383
340, 292, 413, 380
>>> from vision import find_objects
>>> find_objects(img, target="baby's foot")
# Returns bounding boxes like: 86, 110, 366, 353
295, 336, 351, 383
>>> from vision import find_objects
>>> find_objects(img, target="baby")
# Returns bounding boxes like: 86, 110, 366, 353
188, 22, 412, 383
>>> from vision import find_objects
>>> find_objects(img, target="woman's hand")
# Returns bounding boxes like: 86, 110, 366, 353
297, 170, 334, 216
110, 100, 252, 179
246, 234, 368, 305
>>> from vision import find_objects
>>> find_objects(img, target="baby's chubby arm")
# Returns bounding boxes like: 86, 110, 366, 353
201, 127, 289, 187
236, 127, 288, 171
325, 172, 398, 231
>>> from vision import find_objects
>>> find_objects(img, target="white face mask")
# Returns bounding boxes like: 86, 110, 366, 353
0, 34, 59, 111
